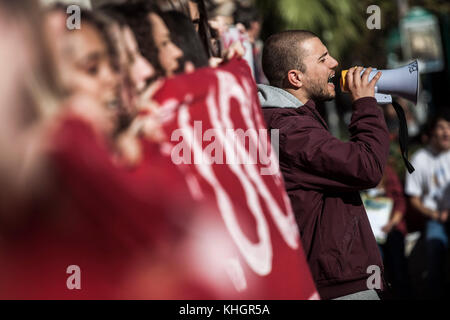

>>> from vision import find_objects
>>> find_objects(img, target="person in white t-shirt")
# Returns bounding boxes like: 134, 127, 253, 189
405, 111, 450, 299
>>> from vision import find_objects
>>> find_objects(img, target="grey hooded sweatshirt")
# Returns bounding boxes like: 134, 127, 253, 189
258, 84, 303, 109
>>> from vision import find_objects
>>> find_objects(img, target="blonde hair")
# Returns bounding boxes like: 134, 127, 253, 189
1, 0, 64, 125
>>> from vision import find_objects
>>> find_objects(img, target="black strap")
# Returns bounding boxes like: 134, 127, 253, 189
391, 101, 415, 174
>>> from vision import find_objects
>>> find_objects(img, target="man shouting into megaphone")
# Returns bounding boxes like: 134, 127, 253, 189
257, 30, 389, 300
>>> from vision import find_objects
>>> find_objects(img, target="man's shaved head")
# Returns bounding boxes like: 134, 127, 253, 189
262, 30, 318, 88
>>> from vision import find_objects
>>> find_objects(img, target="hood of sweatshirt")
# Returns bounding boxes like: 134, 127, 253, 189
257, 84, 304, 109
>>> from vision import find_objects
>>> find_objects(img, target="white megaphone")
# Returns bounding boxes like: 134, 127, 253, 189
340, 60, 419, 105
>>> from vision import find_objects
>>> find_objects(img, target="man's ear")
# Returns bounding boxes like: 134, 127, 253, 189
287, 70, 303, 89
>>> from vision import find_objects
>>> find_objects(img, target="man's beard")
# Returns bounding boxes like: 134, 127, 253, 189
305, 78, 335, 102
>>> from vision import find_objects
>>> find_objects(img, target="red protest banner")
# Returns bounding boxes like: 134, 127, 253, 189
0, 59, 317, 300
154, 58, 319, 300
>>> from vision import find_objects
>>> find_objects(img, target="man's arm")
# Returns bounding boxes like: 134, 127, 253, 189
410, 196, 439, 220
410, 196, 448, 222
405, 151, 449, 223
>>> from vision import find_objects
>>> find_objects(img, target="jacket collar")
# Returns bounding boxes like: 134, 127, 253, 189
257, 84, 329, 130
303, 99, 329, 130
257, 84, 303, 109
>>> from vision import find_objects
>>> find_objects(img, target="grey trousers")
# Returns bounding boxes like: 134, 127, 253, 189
332, 289, 380, 300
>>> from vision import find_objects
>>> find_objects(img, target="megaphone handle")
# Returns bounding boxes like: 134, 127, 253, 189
391, 101, 415, 174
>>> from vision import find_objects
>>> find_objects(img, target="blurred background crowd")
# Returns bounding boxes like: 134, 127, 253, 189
0, 0, 449, 299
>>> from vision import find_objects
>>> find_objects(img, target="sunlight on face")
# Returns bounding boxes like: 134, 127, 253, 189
300, 37, 339, 102
45, 15, 120, 134
149, 13, 182, 77
122, 26, 155, 93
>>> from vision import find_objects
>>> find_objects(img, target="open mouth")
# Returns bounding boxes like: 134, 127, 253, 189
328, 73, 335, 84
328, 73, 336, 89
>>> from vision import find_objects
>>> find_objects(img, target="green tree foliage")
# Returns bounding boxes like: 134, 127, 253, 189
256, 0, 367, 61
255, 0, 449, 67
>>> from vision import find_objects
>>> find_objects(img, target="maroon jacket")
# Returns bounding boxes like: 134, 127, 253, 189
258, 85, 390, 299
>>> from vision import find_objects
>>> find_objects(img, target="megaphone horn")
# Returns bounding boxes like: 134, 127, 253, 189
340, 60, 419, 105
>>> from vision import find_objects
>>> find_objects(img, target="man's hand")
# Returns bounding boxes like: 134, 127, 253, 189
345, 66, 382, 102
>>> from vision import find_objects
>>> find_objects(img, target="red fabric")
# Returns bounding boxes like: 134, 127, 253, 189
153, 58, 318, 299
0, 117, 199, 299
0, 59, 317, 299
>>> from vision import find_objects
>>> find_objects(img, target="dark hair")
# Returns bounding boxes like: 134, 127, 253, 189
160, 10, 208, 71
262, 30, 318, 88
233, 4, 261, 30
99, 1, 164, 77
193, 0, 216, 58
426, 108, 450, 135
158, 0, 216, 58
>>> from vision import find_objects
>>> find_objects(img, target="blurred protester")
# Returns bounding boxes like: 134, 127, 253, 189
0, 0, 312, 300
258, 30, 389, 299
160, 10, 209, 71
405, 110, 450, 299
233, 3, 268, 84
95, 4, 156, 113
157, 0, 217, 58
362, 164, 411, 299
96, 2, 167, 165
207, 0, 234, 30
380, 165, 412, 300
149, 9, 183, 77
207, 0, 255, 74
157, 0, 246, 68
113, 1, 182, 79
0, 5, 120, 298
233, 3, 260, 44
0, 2, 188, 298
44, 6, 120, 134
0, 0, 62, 222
